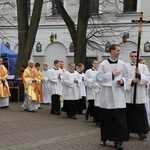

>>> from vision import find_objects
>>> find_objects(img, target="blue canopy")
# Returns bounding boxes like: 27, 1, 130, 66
0, 42, 18, 75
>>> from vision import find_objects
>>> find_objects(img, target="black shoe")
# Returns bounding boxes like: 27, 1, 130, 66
138, 133, 147, 140
93, 118, 100, 126
114, 141, 123, 150
24, 109, 29, 111
85, 112, 89, 120
100, 141, 106, 146
38, 107, 42, 109
67, 114, 72, 118
1, 106, 9, 108
55, 111, 61, 115
28, 110, 35, 112
71, 115, 77, 119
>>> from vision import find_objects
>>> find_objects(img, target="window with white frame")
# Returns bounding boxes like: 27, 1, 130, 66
123, 0, 137, 13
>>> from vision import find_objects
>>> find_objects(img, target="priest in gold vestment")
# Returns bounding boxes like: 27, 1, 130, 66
22, 60, 40, 112
35, 62, 44, 109
0, 57, 10, 108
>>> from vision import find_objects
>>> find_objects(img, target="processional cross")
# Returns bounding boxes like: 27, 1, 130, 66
132, 12, 150, 104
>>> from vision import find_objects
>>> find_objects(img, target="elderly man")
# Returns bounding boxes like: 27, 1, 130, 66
0, 57, 10, 108
22, 60, 40, 112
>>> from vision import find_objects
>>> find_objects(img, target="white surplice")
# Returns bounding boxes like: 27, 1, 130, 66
145, 84, 150, 125
96, 59, 128, 109
48, 68, 63, 96
76, 71, 86, 97
62, 70, 82, 100
84, 68, 101, 103
125, 63, 150, 104
42, 69, 51, 104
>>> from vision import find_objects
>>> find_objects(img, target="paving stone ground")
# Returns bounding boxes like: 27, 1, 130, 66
0, 102, 150, 150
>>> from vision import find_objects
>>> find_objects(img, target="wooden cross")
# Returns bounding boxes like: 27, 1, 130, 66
131, 12, 150, 104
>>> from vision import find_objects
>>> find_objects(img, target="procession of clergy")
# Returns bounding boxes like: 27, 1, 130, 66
0, 44, 150, 150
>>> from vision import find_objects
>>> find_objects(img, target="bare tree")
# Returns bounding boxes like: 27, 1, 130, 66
54, 0, 126, 66
15, 0, 43, 76
0, 0, 131, 74
54, 0, 93, 66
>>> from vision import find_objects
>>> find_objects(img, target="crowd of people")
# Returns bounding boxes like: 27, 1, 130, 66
0, 44, 150, 150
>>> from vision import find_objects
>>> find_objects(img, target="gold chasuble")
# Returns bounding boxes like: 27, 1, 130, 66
0, 65, 10, 98
37, 70, 44, 103
23, 66, 40, 102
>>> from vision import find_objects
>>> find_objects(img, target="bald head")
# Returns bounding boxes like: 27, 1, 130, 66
28, 60, 34, 68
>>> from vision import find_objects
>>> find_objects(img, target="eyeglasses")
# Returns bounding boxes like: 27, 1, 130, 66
131, 56, 137, 58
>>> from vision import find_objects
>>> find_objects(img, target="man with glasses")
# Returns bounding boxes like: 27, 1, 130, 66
125, 51, 149, 140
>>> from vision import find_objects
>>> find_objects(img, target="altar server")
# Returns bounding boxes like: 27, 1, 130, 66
42, 64, 51, 104
84, 59, 100, 123
76, 63, 86, 114
49, 60, 63, 115
96, 44, 129, 150
125, 51, 150, 140
62, 62, 81, 119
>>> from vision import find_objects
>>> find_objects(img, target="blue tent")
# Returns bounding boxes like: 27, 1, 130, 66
0, 42, 18, 75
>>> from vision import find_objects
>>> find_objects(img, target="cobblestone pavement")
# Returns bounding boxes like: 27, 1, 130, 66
0, 102, 150, 150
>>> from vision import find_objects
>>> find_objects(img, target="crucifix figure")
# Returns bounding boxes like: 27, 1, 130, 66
131, 12, 150, 105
